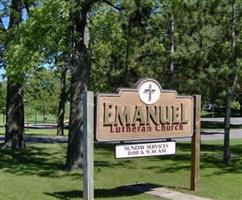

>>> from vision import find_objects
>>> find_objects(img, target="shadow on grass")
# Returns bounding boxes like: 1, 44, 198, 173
45, 183, 167, 199
0, 140, 241, 181
94, 142, 242, 176
0, 144, 81, 179
143, 142, 242, 175
0, 143, 131, 179
45, 188, 139, 199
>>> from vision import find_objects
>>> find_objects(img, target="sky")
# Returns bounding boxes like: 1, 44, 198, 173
0, 2, 29, 80
0, 17, 7, 80
0, 3, 8, 80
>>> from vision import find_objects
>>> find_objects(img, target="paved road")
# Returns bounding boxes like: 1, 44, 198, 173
176, 128, 242, 142
201, 128, 242, 140
202, 117, 242, 125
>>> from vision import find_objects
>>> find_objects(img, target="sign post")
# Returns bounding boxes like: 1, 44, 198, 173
190, 95, 201, 191
83, 91, 94, 200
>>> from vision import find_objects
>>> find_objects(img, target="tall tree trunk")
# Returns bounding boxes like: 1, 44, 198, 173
168, 11, 175, 88
66, 1, 91, 171
2, 0, 25, 150
3, 78, 25, 150
124, 24, 130, 79
169, 11, 175, 73
223, 0, 237, 165
57, 65, 67, 136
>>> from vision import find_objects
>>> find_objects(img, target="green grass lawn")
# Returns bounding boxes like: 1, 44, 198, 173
0, 127, 68, 136
0, 139, 242, 200
24, 128, 69, 136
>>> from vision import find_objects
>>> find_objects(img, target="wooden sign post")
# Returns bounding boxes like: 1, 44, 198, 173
83, 91, 94, 200
191, 95, 201, 191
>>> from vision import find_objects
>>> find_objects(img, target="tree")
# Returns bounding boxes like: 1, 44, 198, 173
90, 1, 166, 91
0, 81, 6, 114
57, 56, 68, 136
223, 0, 238, 165
65, 0, 95, 171
2, 0, 25, 150
1, 0, 71, 146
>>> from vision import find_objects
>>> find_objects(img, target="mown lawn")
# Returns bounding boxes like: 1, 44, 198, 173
24, 128, 69, 136
0, 139, 241, 200
0, 127, 68, 136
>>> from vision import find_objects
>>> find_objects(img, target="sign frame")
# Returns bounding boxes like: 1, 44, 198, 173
95, 78, 194, 142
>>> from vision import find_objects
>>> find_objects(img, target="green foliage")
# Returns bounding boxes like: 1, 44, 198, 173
231, 100, 241, 110
2, 0, 242, 109
90, 1, 166, 92
3, 0, 72, 79
25, 68, 60, 115
89, 0, 239, 108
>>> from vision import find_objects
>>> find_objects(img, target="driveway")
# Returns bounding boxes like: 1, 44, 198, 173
202, 117, 242, 125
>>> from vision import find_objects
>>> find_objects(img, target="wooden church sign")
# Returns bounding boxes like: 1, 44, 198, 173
95, 78, 194, 142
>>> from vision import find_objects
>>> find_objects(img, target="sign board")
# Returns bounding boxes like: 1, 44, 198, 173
96, 78, 193, 142
115, 141, 176, 159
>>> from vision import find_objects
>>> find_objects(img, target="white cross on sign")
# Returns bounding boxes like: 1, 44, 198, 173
138, 80, 160, 105
144, 84, 156, 102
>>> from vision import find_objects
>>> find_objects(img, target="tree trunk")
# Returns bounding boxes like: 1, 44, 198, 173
66, 1, 91, 171
168, 11, 175, 88
169, 11, 175, 73
224, 89, 232, 164
223, 0, 237, 165
57, 66, 67, 136
3, 78, 25, 150
2, 0, 25, 150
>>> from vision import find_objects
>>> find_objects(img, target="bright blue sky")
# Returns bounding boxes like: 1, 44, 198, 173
1, 16, 9, 29
0, 3, 29, 80
0, 2, 8, 79
0, 1, 9, 27
0, 17, 7, 80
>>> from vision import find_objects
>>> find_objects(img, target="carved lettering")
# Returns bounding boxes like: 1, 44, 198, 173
160, 106, 172, 124
132, 106, 145, 125
172, 105, 180, 123
181, 103, 188, 123
104, 104, 189, 126
147, 106, 158, 125
103, 103, 113, 125
114, 106, 131, 126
